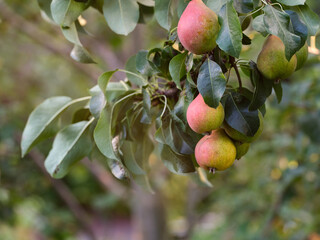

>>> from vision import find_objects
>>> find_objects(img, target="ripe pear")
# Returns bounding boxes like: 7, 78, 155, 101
177, 0, 220, 54
223, 111, 264, 143
234, 142, 250, 160
257, 35, 297, 81
187, 94, 225, 134
295, 42, 308, 71
195, 129, 236, 171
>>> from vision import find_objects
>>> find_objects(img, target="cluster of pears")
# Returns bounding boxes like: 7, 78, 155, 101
257, 35, 308, 81
187, 94, 263, 172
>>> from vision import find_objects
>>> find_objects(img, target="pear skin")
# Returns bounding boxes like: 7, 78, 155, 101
177, 0, 220, 54
234, 142, 250, 160
195, 129, 236, 171
187, 94, 225, 134
295, 42, 308, 71
257, 35, 297, 81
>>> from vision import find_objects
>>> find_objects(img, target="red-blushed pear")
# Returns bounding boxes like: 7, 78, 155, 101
177, 0, 220, 54
186, 94, 224, 134
257, 35, 297, 81
195, 129, 236, 171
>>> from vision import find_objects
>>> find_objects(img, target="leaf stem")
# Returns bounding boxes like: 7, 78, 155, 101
230, 57, 243, 90
118, 69, 148, 85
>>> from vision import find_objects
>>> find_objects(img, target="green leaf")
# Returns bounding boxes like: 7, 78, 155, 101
277, 0, 305, 6
224, 92, 260, 137
51, 0, 89, 27
206, 0, 227, 13
291, 4, 320, 36
197, 59, 226, 108
125, 55, 148, 86
21, 96, 90, 157
70, 45, 95, 63
169, 52, 188, 90
177, 0, 188, 18
193, 167, 213, 187
242, 33, 252, 45
45, 120, 93, 178
92, 146, 129, 180
273, 81, 283, 103
137, 0, 155, 7
121, 141, 146, 175
252, 15, 268, 36
249, 61, 273, 111
89, 89, 105, 119
186, 53, 194, 72
94, 105, 121, 161
72, 108, 91, 123
94, 92, 138, 161
155, 110, 196, 155
286, 10, 308, 50
91, 0, 104, 13
38, 0, 54, 20
136, 50, 155, 76
233, 0, 254, 14
217, 1, 243, 58
104, 82, 132, 103
158, 144, 195, 174
154, 0, 172, 30
140, 87, 152, 124
98, 70, 118, 98
103, 0, 139, 35
61, 22, 81, 45
263, 5, 302, 60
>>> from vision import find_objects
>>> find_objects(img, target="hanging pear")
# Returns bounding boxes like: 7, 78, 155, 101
195, 129, 236, 171
257, 35, 297, 81
186, 94, 225, 134
177, 0, 220, 54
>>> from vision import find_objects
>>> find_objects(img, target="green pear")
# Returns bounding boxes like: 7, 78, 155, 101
223, 111, 264, 143
195, 129, 236, 171
234, 142, 250, 160
177, 0, 220, 54
187, 94, 225, 134
257, 35, 297, 81
295, 42, 309, 71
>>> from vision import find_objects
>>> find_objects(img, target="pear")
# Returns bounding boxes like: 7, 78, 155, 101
234, 142, 250, 160
186, 94, 225, 134
195, 129, 236, 171
223, 111, 264, 143
177, 0, 220, 54
295, 42, 309, 71
257, 35, 297, 81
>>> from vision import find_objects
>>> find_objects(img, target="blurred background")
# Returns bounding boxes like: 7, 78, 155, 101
1, 0, 320, 239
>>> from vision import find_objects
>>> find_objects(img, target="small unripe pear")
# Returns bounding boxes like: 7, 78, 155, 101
195, 129, 236, 171
234, 142, 250, 160
295, 42, 308, 71
223, 111, 264, 143
187, 94, 225, 134
257, 35, 297, 81
177, 0, 220, 54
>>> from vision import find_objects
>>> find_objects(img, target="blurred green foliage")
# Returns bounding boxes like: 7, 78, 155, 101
1, 0, 320, 240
